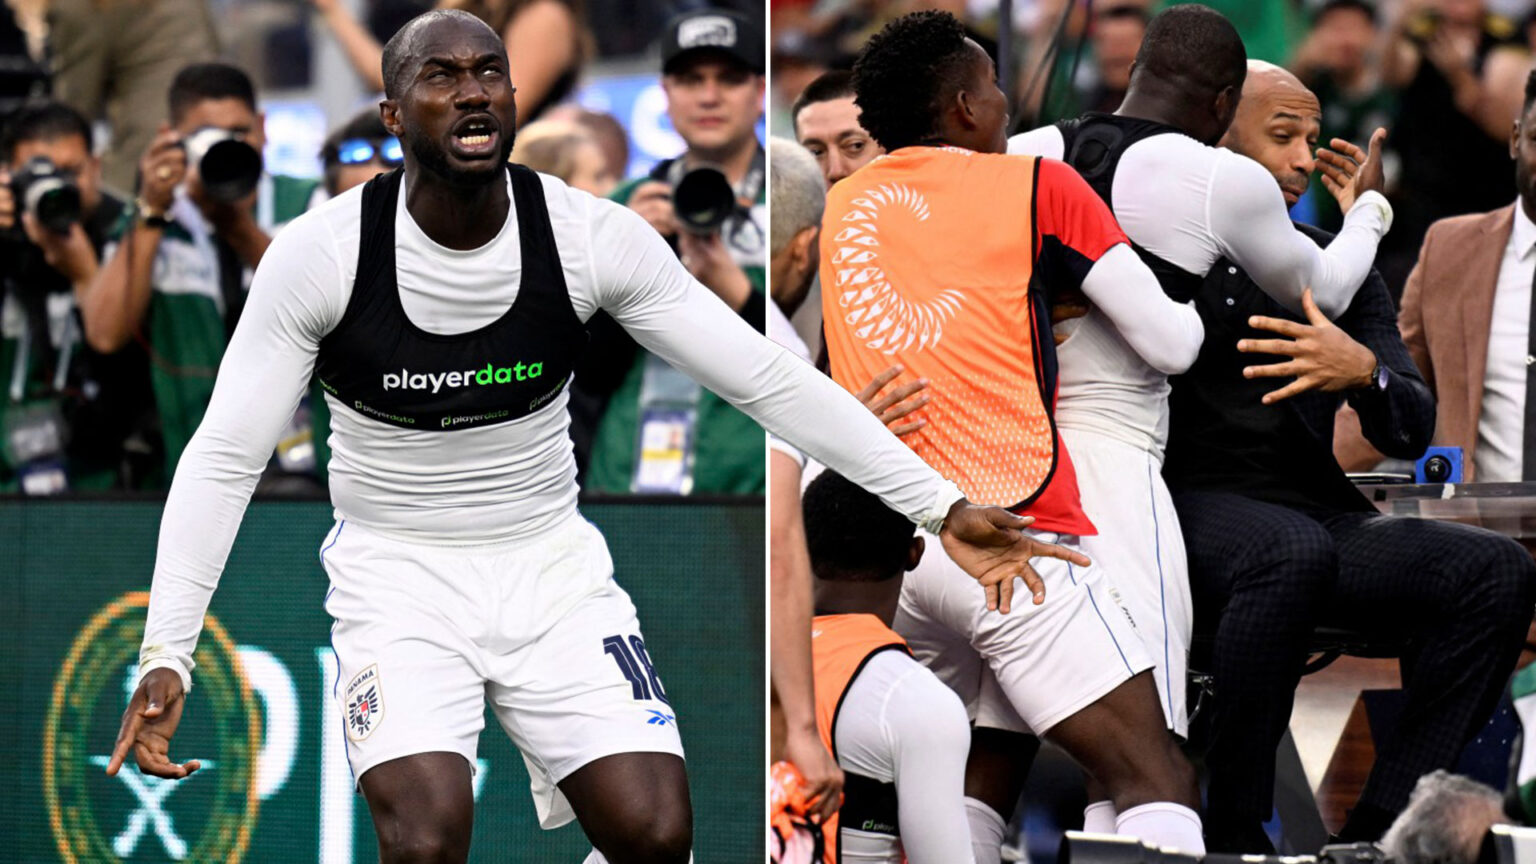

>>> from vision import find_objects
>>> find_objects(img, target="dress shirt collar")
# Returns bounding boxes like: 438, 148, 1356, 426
1512, 198, 1536, 262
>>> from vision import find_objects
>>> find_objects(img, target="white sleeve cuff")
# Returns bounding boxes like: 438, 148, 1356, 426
1346, 190, 1394, 236
920, 480, 966, 535
139, 655, 194, 694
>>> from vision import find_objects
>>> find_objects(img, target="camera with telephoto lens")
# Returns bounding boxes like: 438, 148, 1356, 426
179, 126, 262, 202
10, 156, 82, 234
672, 165, 738, 235
1060, 831, 1390, 864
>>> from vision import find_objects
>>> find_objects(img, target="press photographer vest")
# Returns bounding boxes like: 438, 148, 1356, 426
315, 164, 582, 431
1056, 113, 1206, 303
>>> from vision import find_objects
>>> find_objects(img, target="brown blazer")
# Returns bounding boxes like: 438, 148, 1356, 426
1335, 204, 1515, 479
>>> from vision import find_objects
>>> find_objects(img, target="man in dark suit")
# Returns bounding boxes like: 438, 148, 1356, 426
1166, 61, 1536, 852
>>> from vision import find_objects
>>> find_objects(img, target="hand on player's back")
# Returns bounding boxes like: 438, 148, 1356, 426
855, 364, 930, 436
106, 667, 202, 780
940, 501, 1091, 614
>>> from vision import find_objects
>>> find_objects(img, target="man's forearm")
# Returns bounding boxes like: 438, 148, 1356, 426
81, 225, 159, 353
769, 452, 818, 735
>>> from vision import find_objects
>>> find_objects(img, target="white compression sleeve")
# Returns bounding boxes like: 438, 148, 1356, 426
1115, 802, 1205, 854
139, 216, 343, 691
965, 797, 1007, 864
1208, 152, 1390, 319
1083, 800, 1118, 834
885, 667, 977, 863
1075, 244, 1204, 374
588, 201, 963, 531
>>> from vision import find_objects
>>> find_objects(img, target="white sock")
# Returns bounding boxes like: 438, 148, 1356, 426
1083, 800, 1118, 834
966, 796, 1007, 864
1114, 802, 1205, 854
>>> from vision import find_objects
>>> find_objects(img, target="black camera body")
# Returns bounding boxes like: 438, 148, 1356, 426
180, 126, 262, 202
672, 165, 738, 235
11, 156, 82, 234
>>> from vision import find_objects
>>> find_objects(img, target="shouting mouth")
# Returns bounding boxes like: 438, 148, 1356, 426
450, 115, 500, 159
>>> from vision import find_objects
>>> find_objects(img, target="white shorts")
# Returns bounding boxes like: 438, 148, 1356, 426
319, 512, 685, 829
1062, 426, 1193, 737
893, 528, 1151, 736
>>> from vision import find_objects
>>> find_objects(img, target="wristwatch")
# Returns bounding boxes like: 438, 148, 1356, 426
1366, 358, 1390, 392
135, 197, 169, 230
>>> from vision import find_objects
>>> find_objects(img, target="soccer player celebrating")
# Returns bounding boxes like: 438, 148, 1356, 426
105, 11, 1083, 863
823, 10, 1207, 859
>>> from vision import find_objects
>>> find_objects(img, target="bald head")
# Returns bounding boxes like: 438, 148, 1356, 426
381, 10, 502, 99
1221, 60, 1322, 205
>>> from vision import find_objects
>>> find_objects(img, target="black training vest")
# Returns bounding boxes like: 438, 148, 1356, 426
314, 164, 583, 431
1056, 112, 1206, 303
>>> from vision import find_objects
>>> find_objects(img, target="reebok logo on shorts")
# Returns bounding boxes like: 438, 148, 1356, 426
345, 664, 385, 741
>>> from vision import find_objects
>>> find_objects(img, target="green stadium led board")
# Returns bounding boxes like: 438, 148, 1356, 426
0, 498, 764, 862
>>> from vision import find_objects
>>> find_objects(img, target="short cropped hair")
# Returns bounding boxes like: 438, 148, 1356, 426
851, 11, 973, 152
1132, 4, 1246, 97
0, 100, 93, 162
790, 69, 855, 139
803, 471, 916, 582
380, 9, 498, 100
768, 137, 824, 256
168, 63, 257, 125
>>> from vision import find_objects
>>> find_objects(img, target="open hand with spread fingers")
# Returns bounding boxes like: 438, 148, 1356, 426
939, 500, 1092, 614
1238, 287, 1377, 404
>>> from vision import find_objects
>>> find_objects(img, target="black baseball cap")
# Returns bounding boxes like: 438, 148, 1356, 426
661, 8, 764, 75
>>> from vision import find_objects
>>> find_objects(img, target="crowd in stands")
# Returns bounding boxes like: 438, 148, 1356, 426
0, 0, 769, 496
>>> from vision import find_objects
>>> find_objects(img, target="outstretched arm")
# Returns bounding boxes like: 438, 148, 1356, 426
136, 216, 342, 695
1210, 136, 1391, 319
590, 200, 1086, 611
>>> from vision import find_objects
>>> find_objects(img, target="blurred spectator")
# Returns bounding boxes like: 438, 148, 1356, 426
509, 118, 616, 196
1164, 0, 1305, 65
791, 69, 883, 187
308, 0, 591, 121
0, 100, 158, 492
319, 108, 401, 198
47, 0, 219, 196
88, 62, 318, 480
1076, 3, 1147, 114
1340, 70, 1536, 480
540, 103, 628, 182
585, 7, 768, 496
770, 29, 829, 137
1378, 0, 1530, 296
1381, 772, 1508, 864
0, 0, 47, 122
1293, 0, 1395, 232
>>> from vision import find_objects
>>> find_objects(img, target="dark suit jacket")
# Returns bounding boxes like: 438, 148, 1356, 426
1165, 222, 1435, 512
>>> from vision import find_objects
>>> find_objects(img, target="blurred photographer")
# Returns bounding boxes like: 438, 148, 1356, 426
0, 100, 157, 492
585, 7, 769, 495
319, 108, 403, 199
89, 62, 317, 481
